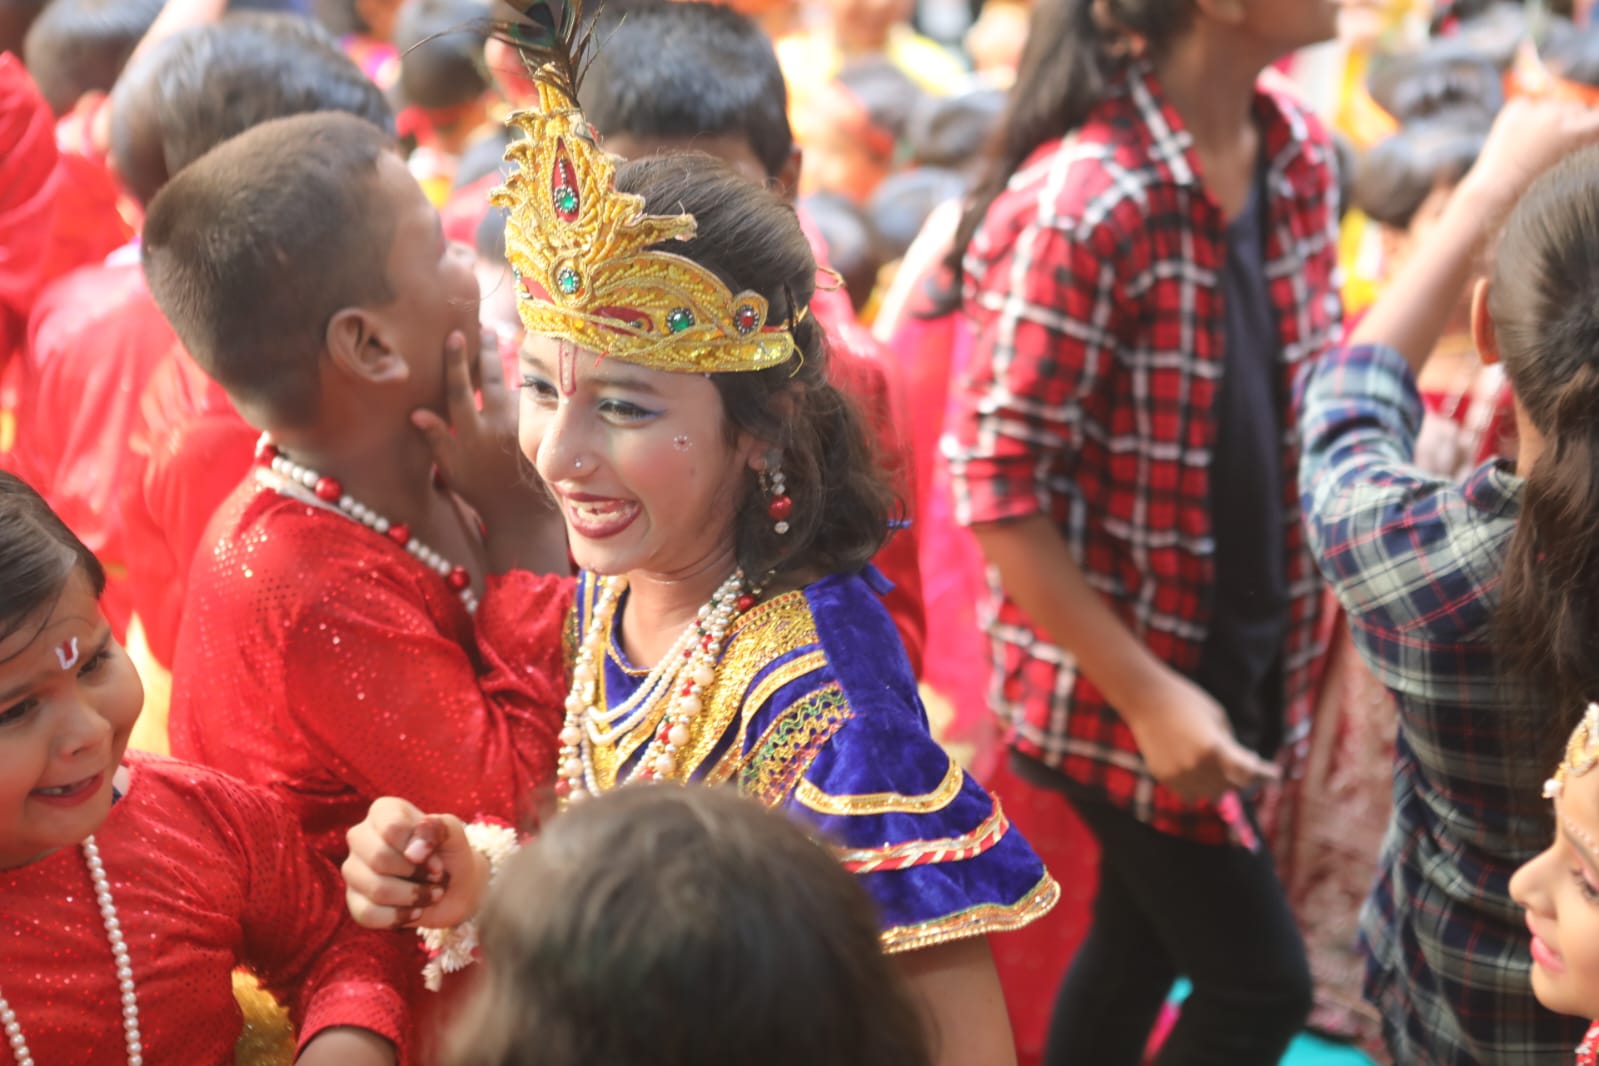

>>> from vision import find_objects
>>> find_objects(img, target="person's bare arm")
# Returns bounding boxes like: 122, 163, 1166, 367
973, 516, 1276, 801
1351, 98, 1599, 374
897, 938, 1016, 1066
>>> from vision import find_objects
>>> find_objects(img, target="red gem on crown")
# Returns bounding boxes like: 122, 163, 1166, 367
733, 304, 760, 335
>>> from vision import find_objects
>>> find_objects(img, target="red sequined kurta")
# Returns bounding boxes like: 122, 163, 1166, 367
0, 754, 414, 1064
170, 482, 573, 861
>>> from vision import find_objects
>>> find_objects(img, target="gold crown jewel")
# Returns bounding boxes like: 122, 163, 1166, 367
488, 3, 799, 374
1545, 702, 1599, 800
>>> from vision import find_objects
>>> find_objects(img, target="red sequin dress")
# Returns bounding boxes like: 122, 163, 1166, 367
0, 754, 415, 1064
1580, 1022, 1599, 1066
170, 480, 574, 862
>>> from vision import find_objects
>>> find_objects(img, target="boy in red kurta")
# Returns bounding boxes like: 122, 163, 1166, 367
0, 470, 413, 1065
14, 16, 397, 649
147, 112, 572, 863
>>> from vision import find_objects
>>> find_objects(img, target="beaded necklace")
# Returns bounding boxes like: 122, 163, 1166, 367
254, 437, 479, 613
0, 837, 143, 1066
556, 570, 755, 803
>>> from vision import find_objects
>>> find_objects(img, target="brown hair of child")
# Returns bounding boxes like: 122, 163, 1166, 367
445, 784, 934, 1066
139, 111, 398, 428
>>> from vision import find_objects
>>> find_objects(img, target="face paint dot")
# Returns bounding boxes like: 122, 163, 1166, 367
673, 435, 692, 451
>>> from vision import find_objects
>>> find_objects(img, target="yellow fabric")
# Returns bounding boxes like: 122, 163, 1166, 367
232, 971, 297, 1066
125, 615, 171, 756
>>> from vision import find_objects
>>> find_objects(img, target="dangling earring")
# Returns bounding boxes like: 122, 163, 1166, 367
763, 458, 792, 535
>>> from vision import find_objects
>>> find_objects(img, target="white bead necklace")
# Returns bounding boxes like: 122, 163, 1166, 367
556, 570, 752, 804
254, 436, 480, 613
0, 836, 144, 1066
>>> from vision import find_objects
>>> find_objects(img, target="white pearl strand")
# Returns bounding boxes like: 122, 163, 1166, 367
557, 570, 748, 804
0, 837, 143, 1066
256, 437, 480, 613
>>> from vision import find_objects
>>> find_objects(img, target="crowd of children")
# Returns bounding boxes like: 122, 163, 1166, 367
9, 0, 1599, 1063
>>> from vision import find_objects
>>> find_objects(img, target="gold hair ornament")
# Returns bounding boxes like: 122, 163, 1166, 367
1544, 702, 1599, 799
488, 1, 800, 374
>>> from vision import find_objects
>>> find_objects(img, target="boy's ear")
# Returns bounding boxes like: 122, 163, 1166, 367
325, 307, 412, 385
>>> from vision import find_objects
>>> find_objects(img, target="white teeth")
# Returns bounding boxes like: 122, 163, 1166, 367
36, 785, 74, 796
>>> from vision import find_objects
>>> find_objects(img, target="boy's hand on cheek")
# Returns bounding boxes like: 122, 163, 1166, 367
412, 330, 565, 575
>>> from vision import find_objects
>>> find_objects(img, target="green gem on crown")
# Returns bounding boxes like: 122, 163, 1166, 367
554, 185, 578, 214
557, 268, 582, 296
666, 308, 695, 333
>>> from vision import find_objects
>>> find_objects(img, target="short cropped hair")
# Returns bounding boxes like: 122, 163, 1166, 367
110, 13, 394, 207
22, 0, 162, 116
577, 1, 792, 180
141, 112, 397, 426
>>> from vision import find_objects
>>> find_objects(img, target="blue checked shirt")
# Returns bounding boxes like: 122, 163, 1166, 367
1299, 343, 1588, 1064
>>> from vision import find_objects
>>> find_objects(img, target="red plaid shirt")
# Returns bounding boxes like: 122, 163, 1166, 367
946, 61, 1342, 843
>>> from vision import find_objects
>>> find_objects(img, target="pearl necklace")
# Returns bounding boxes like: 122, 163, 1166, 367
0, 836, 144, 1066
556, 571, 754, 804
255, 437, 480, 613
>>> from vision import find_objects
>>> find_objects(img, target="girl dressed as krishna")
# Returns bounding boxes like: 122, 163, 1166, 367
340, 3, 1057, 1062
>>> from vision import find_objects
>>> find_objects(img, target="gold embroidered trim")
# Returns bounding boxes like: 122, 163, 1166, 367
796, 757, 965, 817
879, 873, 1062, 955
836, 797, 1008, 871
586, 583, 823, 789
740, 683, 854, 807
706, 651, 829, 786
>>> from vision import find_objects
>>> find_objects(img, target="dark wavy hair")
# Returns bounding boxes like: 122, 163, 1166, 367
0, 472, 106, 653
1492, 145, 1599, 771
612, 154, 897, 583
444, 784, 934, 1066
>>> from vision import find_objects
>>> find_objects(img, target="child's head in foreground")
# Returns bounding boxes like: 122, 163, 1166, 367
446, 784, 934, 1066
0, 471, 141, 870
140, 110, 480, 437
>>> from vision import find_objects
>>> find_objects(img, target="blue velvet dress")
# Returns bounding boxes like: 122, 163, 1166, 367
574, 566, 1058, 952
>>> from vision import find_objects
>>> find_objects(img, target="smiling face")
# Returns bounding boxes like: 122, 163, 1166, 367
517, 336, 760, 580
0, 569, 142, 870
1512, 764, 1599, 1020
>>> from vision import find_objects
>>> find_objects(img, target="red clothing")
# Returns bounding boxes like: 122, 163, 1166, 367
171, 481, 573, 861
0, 753, 414, 1064
13, 263, 175, 638
947, 62, 1342, 843
121, 348, 257, 667
800, 208, 926, 675
0, 55, 61, 379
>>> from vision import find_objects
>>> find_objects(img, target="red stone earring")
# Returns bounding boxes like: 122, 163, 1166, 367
764, 460, 792, 535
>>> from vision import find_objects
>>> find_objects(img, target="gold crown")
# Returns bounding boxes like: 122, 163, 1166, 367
1545, 703, 1599, 800
492, 82, 799, 374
